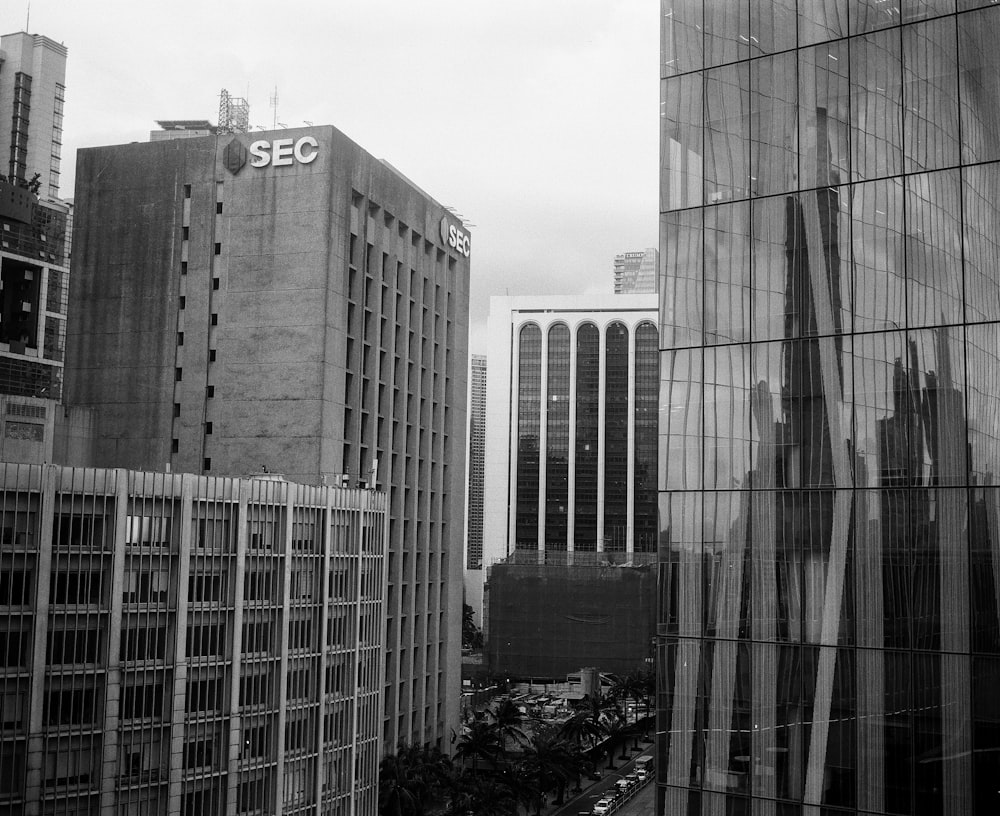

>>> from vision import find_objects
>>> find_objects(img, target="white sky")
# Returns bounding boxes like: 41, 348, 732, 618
10, 0, 659, 354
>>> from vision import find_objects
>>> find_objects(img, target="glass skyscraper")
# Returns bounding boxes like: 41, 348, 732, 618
657, 2, 1000, 814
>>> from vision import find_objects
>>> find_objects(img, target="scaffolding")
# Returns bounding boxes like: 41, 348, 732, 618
217, 88, 249, 135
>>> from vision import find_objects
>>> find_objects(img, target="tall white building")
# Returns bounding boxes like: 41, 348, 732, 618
477, 295, 658, 612
0, 31, 67, 199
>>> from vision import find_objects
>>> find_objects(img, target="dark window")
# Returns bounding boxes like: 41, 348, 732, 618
172, 439, 179, 453
173, 403, 181, 418
213, 243, 221, 256
183, 184, 191, 199
47, 628, 100, 664
175, 368, 182, 382
179, 296, 185, 309
205, 422, 213, 435
515, 324, 542, 550
210, 314, 218, 326
177, 332, 184, 346
122, 626, 168, 661
50, 570, 102, 604
604, 322, 629, 552
0, 569, 31, 605
545, 324, 570, 550
182, 227, 190, 240
181, 261, 187, 275
209, 349, 217, 362
206, 386, 214, 398
575, 323, 600, 550
122, 682, 163, 719
216, 202, 223, 214
212, 278, 220, 290
203, 458, 212, 471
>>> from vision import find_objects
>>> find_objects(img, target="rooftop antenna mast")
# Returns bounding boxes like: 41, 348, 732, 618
217, 88, 249, 135
270, 86, 279, 130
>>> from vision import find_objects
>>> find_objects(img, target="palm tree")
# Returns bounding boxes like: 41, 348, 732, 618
489, 697, 529, 753
454, 719, 502, 773
519, 732, 577, 812
378, 743, 453, 816
497, 762, 541, 816
446, 771, 516, 816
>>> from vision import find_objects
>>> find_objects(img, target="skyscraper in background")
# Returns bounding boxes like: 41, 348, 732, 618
613, 247, 659, 294
464, 354, 486, 622
0, 31, 67, 199
658, 2, 1000, 814
0, 31, 70, 402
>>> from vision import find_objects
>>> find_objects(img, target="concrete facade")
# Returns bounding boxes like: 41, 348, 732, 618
67, 126, 470, 753
0, 463, 386, 816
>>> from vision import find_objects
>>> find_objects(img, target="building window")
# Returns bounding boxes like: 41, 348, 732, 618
203, 458, 211, 471
216, 202, 223, 214
177, 332, 184, 346
212, 278, 220, 290
183, 184, 192, 199
211, 314, 218, 326
603, 322, 629, 552
182, 227, 190, 240
206, 386, 214, 398
179, 296, 186, 309
514, 324, 542, 551
545, 324, 570, 550
205, 422, 213, 435
175, 368, 182, 382
574, 323, 600, 550
214, 243, 221, 256
209, 349, 217, 362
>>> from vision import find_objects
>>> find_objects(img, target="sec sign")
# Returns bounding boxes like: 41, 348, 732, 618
439, 217, 471, 258
249, 136, 319, 168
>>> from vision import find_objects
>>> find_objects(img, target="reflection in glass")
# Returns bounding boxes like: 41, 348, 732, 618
852, 177, 905, 333
705, 63, 751, 203
963, 161, 1000, 324
658, 4, 997, 814
660, 208, 703, 348
905, 170, 963, 329
851, 26, 904, 180
799, 40, 851, 187
514, 325, 541, 550
545, 324, 569, 550
903, 15, 960, 172
575, 323, 599, 550
750, 51, 799, 197
662, 0, 704, 77
705, 201, 750, 343
661, 74, 704, 211
959, 8, 1000, 164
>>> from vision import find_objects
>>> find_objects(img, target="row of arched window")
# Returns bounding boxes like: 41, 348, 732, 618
514, 320, 659, 553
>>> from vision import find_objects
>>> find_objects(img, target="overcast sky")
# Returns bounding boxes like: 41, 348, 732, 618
13, 0, 658, 353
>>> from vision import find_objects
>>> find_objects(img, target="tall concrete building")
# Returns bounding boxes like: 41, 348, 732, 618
463, 354, 486, 623
613, 247, 658, 294
66, 126, 471, 753
0, 463, 386, 816
0, 31, 70, 402
658, 2, 1000, 815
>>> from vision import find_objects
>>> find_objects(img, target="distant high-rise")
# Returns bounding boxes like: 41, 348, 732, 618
613, 247, 658, 294
0, 31, 70, 401
464, 354, 486, 621
0, 32, 67, 199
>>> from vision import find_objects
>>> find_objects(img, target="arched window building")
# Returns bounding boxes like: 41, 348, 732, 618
481, 295, 659, 573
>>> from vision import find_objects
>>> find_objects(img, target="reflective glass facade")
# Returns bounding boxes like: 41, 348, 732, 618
658, 2, 1000, 814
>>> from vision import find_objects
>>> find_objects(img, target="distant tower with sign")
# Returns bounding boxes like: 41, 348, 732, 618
66, 123, 472, 767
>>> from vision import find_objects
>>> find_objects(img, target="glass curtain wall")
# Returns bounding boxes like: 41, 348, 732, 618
658, 2, 1000, 815
515, 324, 541, 550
